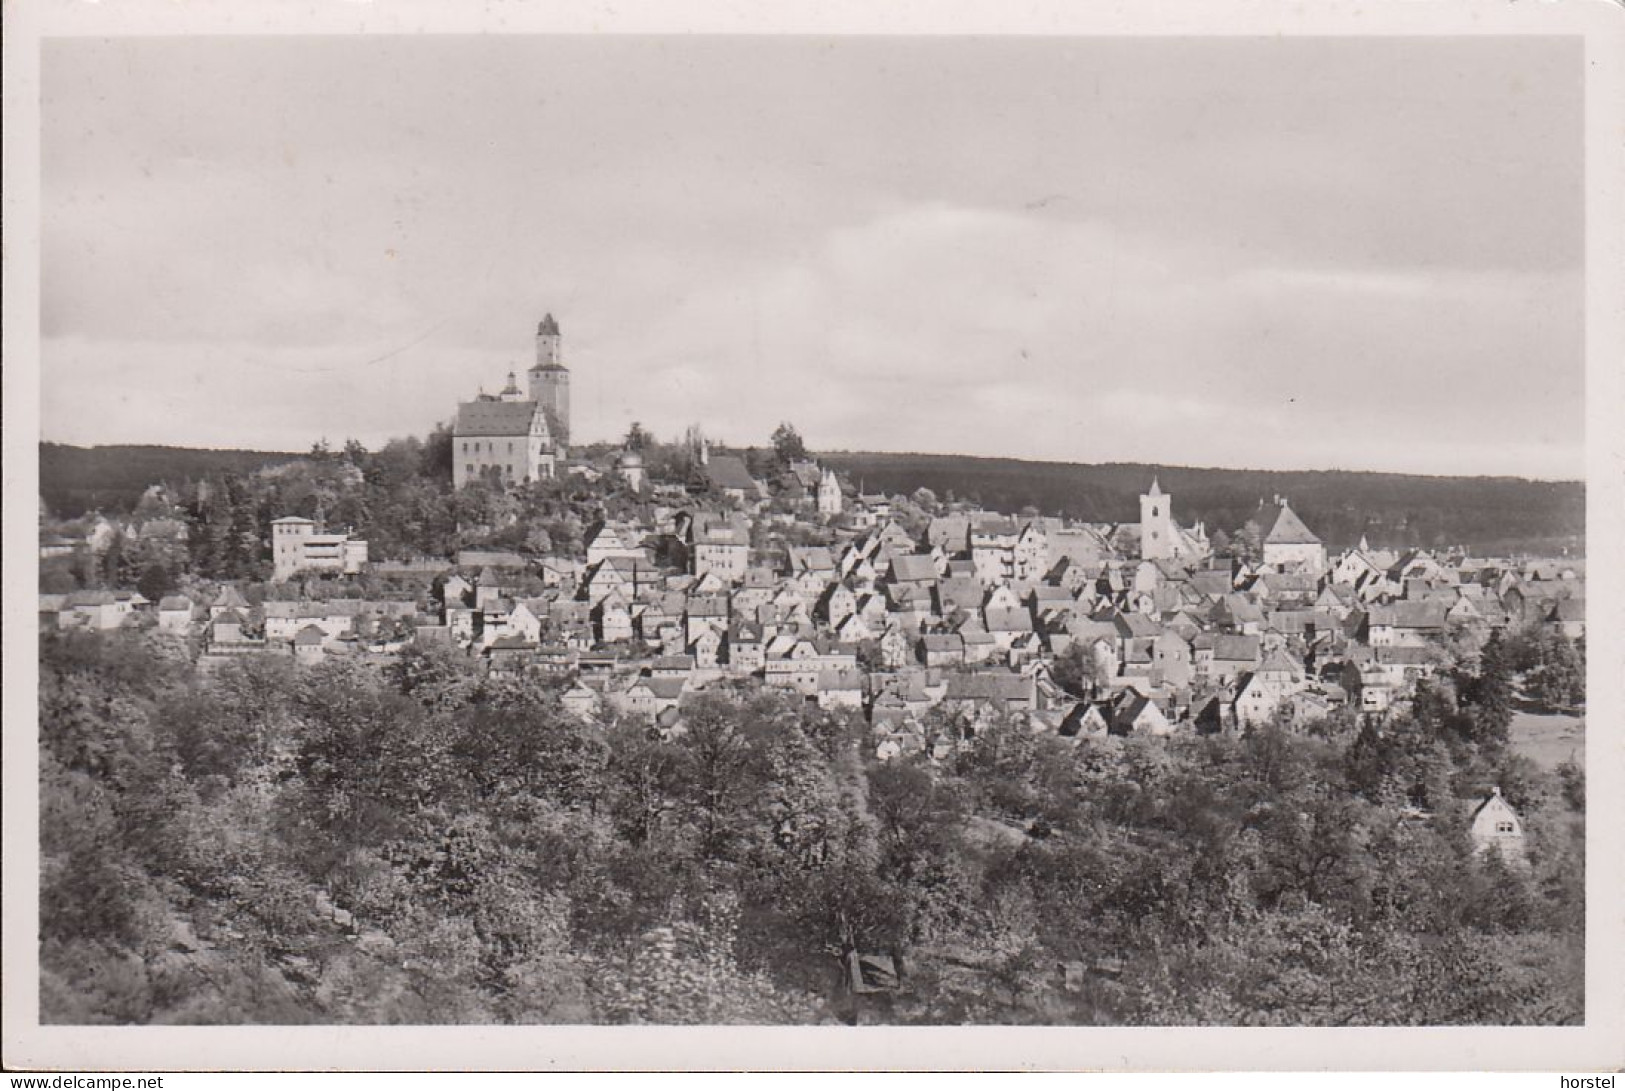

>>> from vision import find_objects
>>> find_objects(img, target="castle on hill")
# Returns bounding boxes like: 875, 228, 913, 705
452, 313, 571, 488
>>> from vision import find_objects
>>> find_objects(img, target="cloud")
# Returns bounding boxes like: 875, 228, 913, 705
37, 36, 1584, 479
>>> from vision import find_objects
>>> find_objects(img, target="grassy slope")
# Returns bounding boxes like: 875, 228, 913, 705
1508, 712, 1585, 770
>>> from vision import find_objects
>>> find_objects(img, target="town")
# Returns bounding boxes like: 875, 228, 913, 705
39, 315, 1586, 852
35, 314, 1589, 1027
25, 15, 1610, 1057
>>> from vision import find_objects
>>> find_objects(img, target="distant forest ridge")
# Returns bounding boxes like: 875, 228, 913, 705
822, 451, 1583, 555
40, 444, 304, 518
39, 442, 1584, 556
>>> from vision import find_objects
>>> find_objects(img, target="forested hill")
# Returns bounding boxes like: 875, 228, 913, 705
821, 452, 1584, 556
40, 442, 1584, 556
40, 443, 302, 517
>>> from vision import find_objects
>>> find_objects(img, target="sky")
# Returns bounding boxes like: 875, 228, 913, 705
39, 34, 1585, 479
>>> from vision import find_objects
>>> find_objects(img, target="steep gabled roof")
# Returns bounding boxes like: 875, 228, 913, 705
1195, 633, 1261, 662
456, 399, 549, 439
704, 454, 758, 492
214, 585, 250, 609
889, 554, 938, 583
1367, 601, 1447, 630
1255, 500, 1322, 546
944, 672, 1034, 703
984, 606, 1035, 634
1257, 648, 1303, 677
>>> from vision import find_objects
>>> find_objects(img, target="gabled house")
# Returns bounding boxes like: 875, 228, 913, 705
942, 671, 1037, 715
560, 682, 601, 721
293, 623, 329, 664
919, 632, 964, 668
1110, 690, 1174, 736
1469, 787, 1528, 868
620, 675, 689, 719
594, 593, 634, 644
1232, 649, 1306, 727
690, 627, 724, 669
1253, 497, 1327, 574
1362, 602, 1447, 647
1059, 701, 1113, 739
817, 668, 866, 710
684, 594, 731, 643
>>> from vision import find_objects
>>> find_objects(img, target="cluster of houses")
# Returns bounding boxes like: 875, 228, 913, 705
43, 469, 1584, 777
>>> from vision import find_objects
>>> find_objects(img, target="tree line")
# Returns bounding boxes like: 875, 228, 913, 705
42, 439, 1585, 557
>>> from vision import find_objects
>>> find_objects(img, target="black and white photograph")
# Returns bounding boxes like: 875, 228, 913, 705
5, 0, 1623, 1075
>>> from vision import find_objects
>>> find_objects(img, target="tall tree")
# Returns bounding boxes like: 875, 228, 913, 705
771, 422, 809, 467
624, 421, 653, 452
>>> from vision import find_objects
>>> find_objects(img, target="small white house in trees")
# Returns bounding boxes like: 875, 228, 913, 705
1468, 786, 1528, 868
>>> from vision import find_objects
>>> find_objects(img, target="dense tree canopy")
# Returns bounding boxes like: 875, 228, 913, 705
40, 629, 1583, 1026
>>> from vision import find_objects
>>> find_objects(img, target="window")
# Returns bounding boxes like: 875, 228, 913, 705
462, 442, 469, 453
1495, 820, 1516, 834
466, 464, 474, 475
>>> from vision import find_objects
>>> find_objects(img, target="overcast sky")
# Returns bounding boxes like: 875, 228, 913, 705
40, 34, 1583, 478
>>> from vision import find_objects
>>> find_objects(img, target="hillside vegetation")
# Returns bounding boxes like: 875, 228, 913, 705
40, 629, 1584, 1025
40, 442, 1583, 556
41, 444, 301, 518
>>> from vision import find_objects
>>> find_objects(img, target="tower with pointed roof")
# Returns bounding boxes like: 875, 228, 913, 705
818, 466, 844, 517
528, 312, 571, 448
1139, 476, 1174, 561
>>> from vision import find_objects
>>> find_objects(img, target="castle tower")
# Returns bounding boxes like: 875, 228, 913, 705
1140, 476, 1174, 560
528, 312, 570, 448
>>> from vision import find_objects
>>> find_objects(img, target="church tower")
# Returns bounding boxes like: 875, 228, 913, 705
528, 313, 571, 448
1140, 477, 1174, 560
817, 467, 844, 517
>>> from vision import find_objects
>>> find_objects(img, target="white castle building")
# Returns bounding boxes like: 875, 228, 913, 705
452, 313, 571, 488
